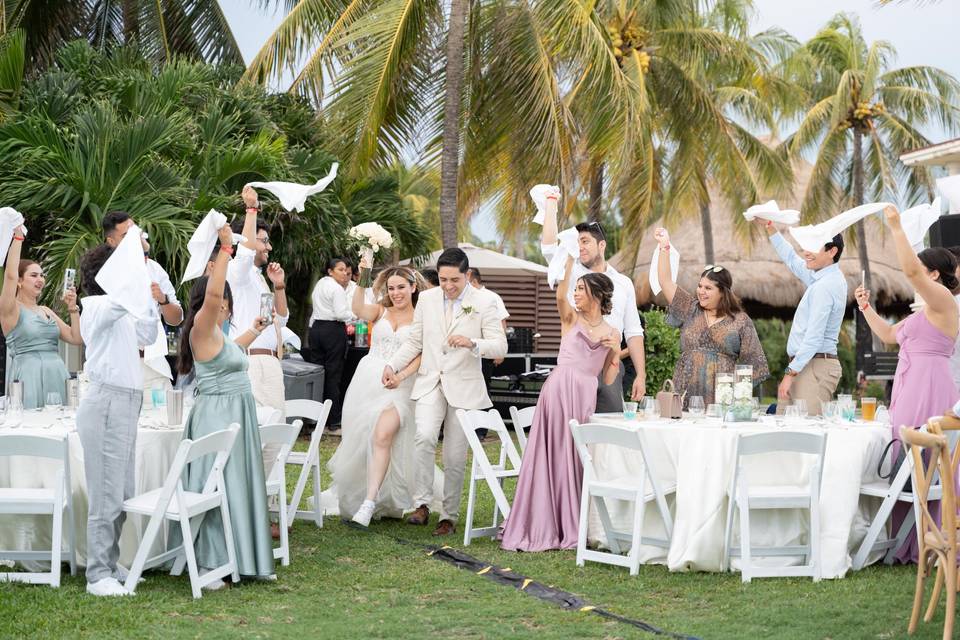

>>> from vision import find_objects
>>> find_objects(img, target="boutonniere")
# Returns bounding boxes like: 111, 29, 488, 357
459, 305, 475, 317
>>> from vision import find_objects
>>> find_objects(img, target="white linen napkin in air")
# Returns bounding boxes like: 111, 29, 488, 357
742, 200, 800, 226
937, 174, 960, 214
95, 224, 153, 319
529, 184, 561, 225
544, 227, 580, 288
0, 207, 26, 265
247, 162, 339, 213
182, 209, 227, 283
649, 245, 680, 296
788, 202, 893, 253
900, 198, 942, 251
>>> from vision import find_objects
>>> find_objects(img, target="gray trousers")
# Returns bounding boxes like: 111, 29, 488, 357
595, 367, 625, 413
77, 381, 142, 583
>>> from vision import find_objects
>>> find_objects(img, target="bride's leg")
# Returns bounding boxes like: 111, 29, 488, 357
365, 406, 402, 503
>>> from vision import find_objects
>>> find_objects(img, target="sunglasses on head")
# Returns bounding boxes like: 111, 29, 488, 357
702, 265, 725, 274
584, 221, 605, 240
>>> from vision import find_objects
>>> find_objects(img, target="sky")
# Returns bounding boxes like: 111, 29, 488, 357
221, 0, 960, 241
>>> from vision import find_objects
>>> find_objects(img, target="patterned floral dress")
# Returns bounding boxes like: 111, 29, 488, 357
665, 287, 769, 405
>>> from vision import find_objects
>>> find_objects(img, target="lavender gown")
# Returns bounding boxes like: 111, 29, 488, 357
500, 324, 610, 552
889, 311, 959, 563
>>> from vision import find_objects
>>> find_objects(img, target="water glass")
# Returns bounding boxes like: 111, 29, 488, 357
822, 401, 837, 421
688, 396, 705, 417
785, 404, 800, 419
150, 387, 166, 409
623, 401, 638, 421
45, 392, 62, 412
706, 403, 722, 419
641, 396, 658, 419
874, 403, 890, 425
793, 398, 808, 419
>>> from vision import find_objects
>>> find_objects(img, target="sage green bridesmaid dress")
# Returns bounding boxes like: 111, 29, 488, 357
174, 335, 274, 577
5, 306, 69, 409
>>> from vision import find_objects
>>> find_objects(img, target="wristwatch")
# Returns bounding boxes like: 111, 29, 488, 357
784, 368, 799, 377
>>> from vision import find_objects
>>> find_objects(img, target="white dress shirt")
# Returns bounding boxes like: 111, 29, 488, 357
226, 245, 288, 351
477, 286, 509, 321
146, 259, 181, 316
80, 295, 159, 390
540, 244, 644, 340
311, 276, 353, 323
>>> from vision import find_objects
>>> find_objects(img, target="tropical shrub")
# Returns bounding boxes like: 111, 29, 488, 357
641, 309, 680, 396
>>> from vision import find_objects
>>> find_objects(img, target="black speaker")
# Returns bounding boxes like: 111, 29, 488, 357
928, 213, 960, 249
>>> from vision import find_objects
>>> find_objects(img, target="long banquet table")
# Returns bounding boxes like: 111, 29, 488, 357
587, 413, 891, 579
0, 405, 278, 569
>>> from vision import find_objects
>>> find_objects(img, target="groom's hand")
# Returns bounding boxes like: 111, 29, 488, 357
382, 365, 397, 387
447, 335, 475, 349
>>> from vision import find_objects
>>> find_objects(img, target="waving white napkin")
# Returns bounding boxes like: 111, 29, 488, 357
0, 207, 26, 265
649, 245, 680, 296
281, 327, 301, 350
742, 200, 800, 225
545, 227, 580, 288
247, 162, 339, 213
182, 209, 228, 283
529, 184, 561, 225
937, 174, 960, 214
788, 202, 893, 253
96, 224, 153, 319
900, 198, 943, 251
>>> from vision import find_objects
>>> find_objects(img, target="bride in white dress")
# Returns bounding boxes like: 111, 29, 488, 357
328, 262, 425, 526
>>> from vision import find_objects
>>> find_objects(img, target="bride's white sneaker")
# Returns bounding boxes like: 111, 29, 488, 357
351, 500, 376, 528
86, 577, 132, 597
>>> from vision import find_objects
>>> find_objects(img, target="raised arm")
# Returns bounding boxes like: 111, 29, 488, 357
555, 254, 577, 326
53, 286, 82, 345
192, 225, 236, 360
758, 220, 814, 286
351, 280, 381, 323
541, 193, 559, 248
854, 285, 899, 345
240, 186, 259, 252
0, 227, 24, 335
654, 227, 677, 303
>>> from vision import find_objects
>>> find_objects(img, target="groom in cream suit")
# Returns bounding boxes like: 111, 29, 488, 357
383, 248, 507, 536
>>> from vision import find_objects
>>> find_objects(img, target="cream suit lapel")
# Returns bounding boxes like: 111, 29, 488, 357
445, 286, 475, 337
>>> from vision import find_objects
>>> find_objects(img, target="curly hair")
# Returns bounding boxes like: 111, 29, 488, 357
579, 272, 614, 315
79, 243, 115, 297
371, 267, 425, 308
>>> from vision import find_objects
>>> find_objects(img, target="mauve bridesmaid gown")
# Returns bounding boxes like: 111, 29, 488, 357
500, 324, 611, 552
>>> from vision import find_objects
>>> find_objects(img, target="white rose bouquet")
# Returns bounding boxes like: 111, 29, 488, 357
349, 222, 394, 286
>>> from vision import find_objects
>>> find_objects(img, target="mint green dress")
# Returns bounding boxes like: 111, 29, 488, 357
173, 335, 274, 577
5, 306, 69, 409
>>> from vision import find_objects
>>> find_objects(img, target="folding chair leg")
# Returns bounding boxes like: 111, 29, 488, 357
51, 497, 63, 588
739, 498, 752, 583
576, 487, 590, 568
595, 496, 622, 555
463, 467, 478, 546
722, 494, 735, 572
629, 491, 645, 576
125, 511, 165, 593
288, 453, 313, 525
311, 462, 323, 528
278, 482, 291, 566
492, 477, 504, 531
810, 496, 821, 582
177, 515, 202, 599
67, 502, 77, 576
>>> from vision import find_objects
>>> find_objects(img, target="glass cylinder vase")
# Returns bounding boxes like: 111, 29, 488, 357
715, 372, 734, 419
732, 365, 753, 421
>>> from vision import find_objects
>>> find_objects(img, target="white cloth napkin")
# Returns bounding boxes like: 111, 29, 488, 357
545, 227, 579, 288
788, 202, 893, 253
0, 207, 26, 265
182, 209, 228, 283
96, 224, 153, 318
900, 198, 943, 251
649, 245, 680, 296
742, 200, 800, 225
937, 174, 960, 214
529, 184, 560, 225
247, 162, 339, 213
281, 327, 301, 350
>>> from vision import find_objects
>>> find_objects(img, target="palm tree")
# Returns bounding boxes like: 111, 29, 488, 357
0, 29, 25, 120
785, 12, 960, 291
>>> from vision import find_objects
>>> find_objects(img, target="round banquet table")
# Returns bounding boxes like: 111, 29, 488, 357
0, 404, 279, 570
587, 413, 891, 579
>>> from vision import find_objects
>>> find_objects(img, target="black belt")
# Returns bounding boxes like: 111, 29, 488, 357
812, 353, 838, 360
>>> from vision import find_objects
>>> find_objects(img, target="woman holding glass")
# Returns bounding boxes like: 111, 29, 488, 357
654, 228, 769, 405
0, 225, 82, 409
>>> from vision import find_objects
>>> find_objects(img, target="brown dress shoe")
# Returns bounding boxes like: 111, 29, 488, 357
432, 519, 455, 536
407, 504, 430, 525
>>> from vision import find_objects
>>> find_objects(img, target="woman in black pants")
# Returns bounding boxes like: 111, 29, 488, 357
307, 257, 353, 427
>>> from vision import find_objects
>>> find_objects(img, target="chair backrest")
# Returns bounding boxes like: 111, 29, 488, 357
0, 434, 69, 460
569, 420, 644, 480
733, 431, 828, 493
509, 406, 535, 452
180, 424, 241, 495
259, 421, 303, 482
901, 426, 956, 552
285, 399, 331, 425
458, 409, 523, 472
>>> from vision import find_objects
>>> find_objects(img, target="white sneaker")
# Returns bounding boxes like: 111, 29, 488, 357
86, 577, 133, 597
114, 564, 145, 585
203, 578, 228, 591
351, 500, 376, 528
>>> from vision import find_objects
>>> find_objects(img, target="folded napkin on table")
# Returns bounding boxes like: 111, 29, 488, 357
648, 244, 680, 296
529, 184, 560, 225
899, 198, 942, 251
788, 202, 893, 253
742, 200, 800, 225
0, 207, 26, 265
544, 227, 580, 288
247, 162, 339, 213
95, 223, 153, 319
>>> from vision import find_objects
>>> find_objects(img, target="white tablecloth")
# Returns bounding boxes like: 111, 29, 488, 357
587, 414, 891, 579
0, 405, 278, 569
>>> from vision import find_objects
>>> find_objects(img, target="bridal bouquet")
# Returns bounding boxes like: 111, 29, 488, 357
349, 222, 394, 286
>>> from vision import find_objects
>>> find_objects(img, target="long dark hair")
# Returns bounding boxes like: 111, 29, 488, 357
578, 273, 614, 315
177, 276, 233, 374
700, 267, 743, 318
918, 248, 959, 292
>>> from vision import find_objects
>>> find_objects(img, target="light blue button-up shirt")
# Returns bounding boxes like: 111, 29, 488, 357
770, 233, 848, 373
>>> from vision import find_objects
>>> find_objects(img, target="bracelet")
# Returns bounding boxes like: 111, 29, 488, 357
860, 302, 870, 311
245, 206, 259, 213
12, 235, 24, 242
220, 245, 234, 255
662, 243, 670, 251
159, 295, 170, 306
546, 195, 558, 200
273, 284, 285, 291
765, 219, 773, 228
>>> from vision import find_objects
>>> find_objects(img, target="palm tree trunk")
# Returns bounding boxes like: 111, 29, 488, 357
588, 161, 604, 222
853, 129, 874, 366
438, 0, 468, 249
700, 201, 714, 265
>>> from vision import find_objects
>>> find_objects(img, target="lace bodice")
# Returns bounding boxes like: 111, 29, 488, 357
369, 315, 413, 361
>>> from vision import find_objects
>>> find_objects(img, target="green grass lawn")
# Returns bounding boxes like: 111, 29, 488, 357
0, 434, 949, 639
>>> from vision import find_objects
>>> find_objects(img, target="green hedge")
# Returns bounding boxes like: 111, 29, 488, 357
641, 309, 680, 395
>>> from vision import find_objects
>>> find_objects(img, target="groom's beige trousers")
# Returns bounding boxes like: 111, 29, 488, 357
413, 385, 468, 522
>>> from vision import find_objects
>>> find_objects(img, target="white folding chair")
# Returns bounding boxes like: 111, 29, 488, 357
509, 405, 535, 454
123, 424, 241, 598
285, 399, 332, 527
260, 421, 303, 566
457, 409, 523, 546
0, 434, 75, 587
851, 423, 952, 570
570, 420, 676, 576
722, 431, 827, 583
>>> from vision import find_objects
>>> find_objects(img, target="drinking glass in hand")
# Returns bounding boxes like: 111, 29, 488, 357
688, 396, 705, 417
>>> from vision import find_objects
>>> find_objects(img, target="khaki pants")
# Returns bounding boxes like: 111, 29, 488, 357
247, 354, 286, 479
781, 357, 842, 416
412, 386, 468, 523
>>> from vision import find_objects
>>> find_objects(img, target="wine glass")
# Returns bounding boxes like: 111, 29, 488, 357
45, 392, 63, 426
794, 398, 808, 419
641, 396, 658, 419
785, 404, 800, 419
688, 396, 705, 418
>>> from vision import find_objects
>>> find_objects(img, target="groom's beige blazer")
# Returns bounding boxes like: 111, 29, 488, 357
388, 285, 507, 409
